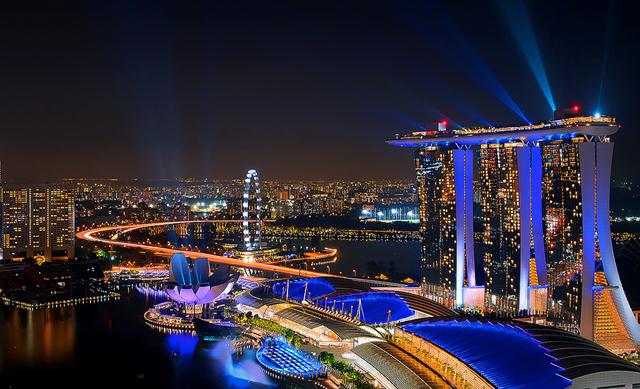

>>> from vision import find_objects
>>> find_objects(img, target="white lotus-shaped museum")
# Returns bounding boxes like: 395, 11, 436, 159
164, 253, 238, 304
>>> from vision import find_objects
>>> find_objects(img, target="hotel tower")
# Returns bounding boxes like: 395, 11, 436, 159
388, 108, 640, 352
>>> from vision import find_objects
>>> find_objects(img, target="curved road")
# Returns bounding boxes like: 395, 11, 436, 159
77, 221, 340, 278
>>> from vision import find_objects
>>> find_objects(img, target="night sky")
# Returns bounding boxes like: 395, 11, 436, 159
1, 0, 637, 182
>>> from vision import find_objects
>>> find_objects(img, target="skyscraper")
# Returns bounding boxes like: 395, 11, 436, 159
388, 111, 640, 352
1, 184, 75, 260
478, 145, 521, 313
542, 140, 583, 332
415, 148, 456, 305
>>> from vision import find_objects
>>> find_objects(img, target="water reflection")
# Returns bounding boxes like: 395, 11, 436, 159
2, 306, 76, 367
140, 223, 421, 278
1, 291, 274, 388
208, 341, 273, 388
165, 333, 199, 357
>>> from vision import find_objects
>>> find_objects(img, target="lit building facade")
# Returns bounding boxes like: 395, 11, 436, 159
478, 145, 521, 313
415, 148, 456, 305
542, 140, 584, 332
388, 112, 640, 352
2, 184, 75, 260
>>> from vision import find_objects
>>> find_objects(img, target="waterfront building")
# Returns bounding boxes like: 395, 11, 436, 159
415, 149, 457, 301
1, 184, 75, 260
542, 140, 584, 333
388, 110, 640, 351
359, 203, 419, 223
394, 317, 640, 388
478, 145, 521, 313
165, 253, 238, 305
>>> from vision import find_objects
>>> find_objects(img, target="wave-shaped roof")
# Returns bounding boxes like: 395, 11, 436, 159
325, 291, 414, 324
401, 317, 640, 388
271, 278, 335, 301
401, 319, 571, 388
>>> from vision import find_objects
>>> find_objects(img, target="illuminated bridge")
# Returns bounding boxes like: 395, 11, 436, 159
77, 221, 338, 279
388, 111, 640, 353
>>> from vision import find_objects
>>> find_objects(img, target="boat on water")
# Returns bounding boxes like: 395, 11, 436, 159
193, 318, 243, 341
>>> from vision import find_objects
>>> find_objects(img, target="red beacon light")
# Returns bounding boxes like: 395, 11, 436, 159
571, 104, 581, 113
437, 119, 448, 132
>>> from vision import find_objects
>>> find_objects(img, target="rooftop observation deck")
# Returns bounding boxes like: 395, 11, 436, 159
386, 115, 619, 148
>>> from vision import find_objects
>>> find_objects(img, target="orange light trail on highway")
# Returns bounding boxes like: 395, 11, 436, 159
77, 221, 340, 278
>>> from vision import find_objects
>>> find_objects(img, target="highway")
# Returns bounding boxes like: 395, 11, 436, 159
76, 221, 340, 278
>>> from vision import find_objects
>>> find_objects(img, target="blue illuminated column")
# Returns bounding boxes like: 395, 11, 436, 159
530, 146, 547, 286
516, 147, 531, 311
516, 146, 548, 312
580, 141, 640, 344
454, 148, 476, 307
579, 142, 596, 339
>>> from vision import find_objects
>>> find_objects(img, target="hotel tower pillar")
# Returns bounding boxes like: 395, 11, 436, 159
453, 148, 483, 309
579, 141, 640, 352
516, 145, 548, 313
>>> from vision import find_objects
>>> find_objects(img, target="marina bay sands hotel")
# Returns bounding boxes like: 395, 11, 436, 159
387, 107, 640, 353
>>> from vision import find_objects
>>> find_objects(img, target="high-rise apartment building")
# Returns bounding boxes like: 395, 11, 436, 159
1, 184, 75, 260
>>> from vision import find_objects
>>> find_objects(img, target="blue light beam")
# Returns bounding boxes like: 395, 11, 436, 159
497, 0, 556, 113
385, 110, 428, 131
597, 0, 616, 112
390, 2, 531, 124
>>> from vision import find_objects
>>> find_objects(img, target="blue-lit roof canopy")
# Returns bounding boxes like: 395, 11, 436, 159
324, 291, 414, 324
272, 278, 335, 301
401, 319, 571, 388
256, 337, 326, 379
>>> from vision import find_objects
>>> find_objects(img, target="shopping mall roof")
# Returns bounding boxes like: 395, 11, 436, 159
271, 277, 335, 301
515, 321, 640, 380
274, 276, 457, 318
400, 317, 640, 389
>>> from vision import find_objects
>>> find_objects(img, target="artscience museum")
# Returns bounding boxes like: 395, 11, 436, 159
165, 253, 238, 305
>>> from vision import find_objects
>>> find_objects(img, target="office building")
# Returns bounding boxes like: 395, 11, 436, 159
2, 184, 75, 260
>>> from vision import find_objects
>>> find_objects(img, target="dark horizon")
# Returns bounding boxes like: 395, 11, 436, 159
1, 0, 638, 182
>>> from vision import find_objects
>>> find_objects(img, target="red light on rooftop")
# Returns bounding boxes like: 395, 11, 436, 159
440, 120, 447, 125
571, 104, 580, 113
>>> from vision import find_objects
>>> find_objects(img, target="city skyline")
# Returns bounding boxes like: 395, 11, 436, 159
2, 0, 639, 182
3, 2, 640, 388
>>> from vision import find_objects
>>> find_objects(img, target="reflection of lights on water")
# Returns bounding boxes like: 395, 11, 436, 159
3, 292, 120, 310
136, 285, 168, 299
165, 333, 199, 356
208, 340, 274, 388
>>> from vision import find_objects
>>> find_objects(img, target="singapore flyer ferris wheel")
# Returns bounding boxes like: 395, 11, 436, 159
242, 169, 262, 251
